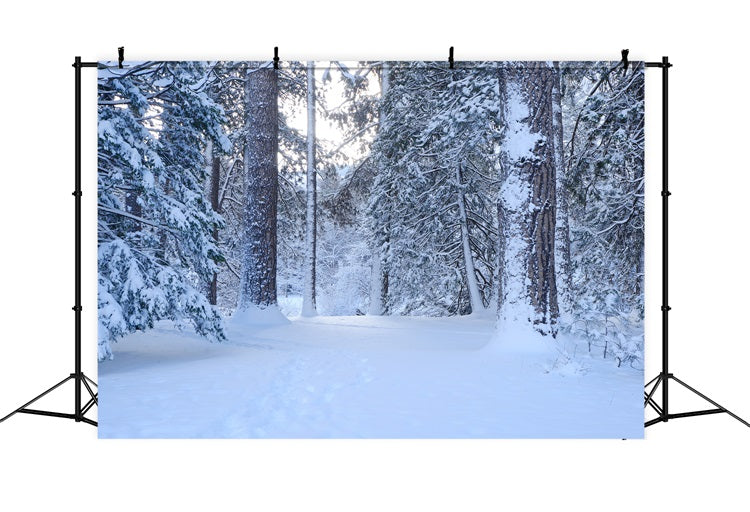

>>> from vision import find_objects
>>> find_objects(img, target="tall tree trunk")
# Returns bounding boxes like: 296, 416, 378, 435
301, 61, 318, 316
202, 139, 220, 305
209, 149, 221, 306
237, 63, 279, 310
369, 62, 390, 315
496, 62, 560, 337
552, 68, 572, 316
455, 163, 484, 313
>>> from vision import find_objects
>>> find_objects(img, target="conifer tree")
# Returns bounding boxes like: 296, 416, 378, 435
97, 62, 229, 359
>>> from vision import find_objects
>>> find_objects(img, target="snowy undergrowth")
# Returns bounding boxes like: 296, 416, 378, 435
487, 320, 590, 377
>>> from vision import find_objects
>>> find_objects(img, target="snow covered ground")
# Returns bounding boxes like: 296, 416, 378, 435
98, 315, 644, 438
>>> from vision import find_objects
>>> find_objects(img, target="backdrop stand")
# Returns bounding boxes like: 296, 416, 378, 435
644, 56, 749, 429
0, 57, 98, 428
2, 54, 747, 432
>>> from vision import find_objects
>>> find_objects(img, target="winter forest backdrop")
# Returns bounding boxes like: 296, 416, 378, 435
97, 60, 644, 437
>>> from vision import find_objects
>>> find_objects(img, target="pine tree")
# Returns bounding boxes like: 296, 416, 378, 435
429, 65, 500, 314
563, 61, 645, 365
369, 62, 390, 315
368, 62, 499, 316
97, 62, 230, 359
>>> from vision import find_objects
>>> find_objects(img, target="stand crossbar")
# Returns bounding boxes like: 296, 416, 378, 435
0, 57, 98, 428
643, 56, 748, 430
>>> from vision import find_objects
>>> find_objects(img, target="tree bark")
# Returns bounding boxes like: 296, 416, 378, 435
302, 61, 318, 316
125, 190, 141, 230
496, 62, 560, 336
237, 64, 279, 310
209, 150, 220, 305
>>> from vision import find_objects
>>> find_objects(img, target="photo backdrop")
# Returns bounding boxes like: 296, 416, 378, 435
97, 61, 645, 438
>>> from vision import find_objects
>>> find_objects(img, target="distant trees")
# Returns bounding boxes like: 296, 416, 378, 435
369, 63, 498, 315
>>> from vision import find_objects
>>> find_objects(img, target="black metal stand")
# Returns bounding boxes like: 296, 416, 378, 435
2, 53, 746, 432
644, 56, 749, 430
0, 57, 98, 428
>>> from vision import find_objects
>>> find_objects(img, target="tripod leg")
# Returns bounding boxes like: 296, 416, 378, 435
644, 374, 663, 407
670, 375, 750, 429
81, 397, 96, 416
645, 396, 663, 416
79, 417, 97, 427
645, 417, 665, 428
645, 374, 662, 388
0, 375, 74, 423
81, 377, 98, 405
83, 374, 98, 388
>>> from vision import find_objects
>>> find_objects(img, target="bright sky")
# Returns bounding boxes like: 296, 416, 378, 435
284, 61, 382, 170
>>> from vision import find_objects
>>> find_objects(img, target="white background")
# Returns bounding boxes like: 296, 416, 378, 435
1, 1, 748, 510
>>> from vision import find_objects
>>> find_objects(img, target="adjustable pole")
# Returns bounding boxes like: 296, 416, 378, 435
661, 55, 670, 422
643, 57, 749, 430
0, 56, 98, 428
75, 55, 82, 421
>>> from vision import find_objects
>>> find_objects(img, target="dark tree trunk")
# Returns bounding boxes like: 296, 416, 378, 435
209, 153, 220, 305
237, 64, 279, 310
156, 178, 170, 265
125, 190, 142, 231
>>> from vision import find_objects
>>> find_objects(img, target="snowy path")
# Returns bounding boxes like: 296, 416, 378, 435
98, 316, 643, 438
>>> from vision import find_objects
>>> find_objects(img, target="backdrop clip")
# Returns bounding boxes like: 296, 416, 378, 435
273, 47, 279, 69
449, 46, 454, 69
118, 47, 124, 69
621, 49, 629, 72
